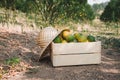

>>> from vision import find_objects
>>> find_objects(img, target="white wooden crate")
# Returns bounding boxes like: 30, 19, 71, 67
51, 41, 101, 67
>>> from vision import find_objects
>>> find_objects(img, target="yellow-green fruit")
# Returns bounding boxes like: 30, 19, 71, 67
74, 33, 79, 39
87, 35, 96, 42
62, 29, 71, 39
65, 34, 75, 42
62, 40, 68, 43
74, 33, 82, 39
53, 36, 62, 43
77, 34, 88, 42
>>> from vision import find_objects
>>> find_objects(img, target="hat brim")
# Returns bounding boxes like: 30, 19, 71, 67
39, 30, 61, 60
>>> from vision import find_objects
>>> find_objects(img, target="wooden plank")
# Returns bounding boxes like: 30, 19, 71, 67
52, 53, 101, 67
52, 41, 101, 55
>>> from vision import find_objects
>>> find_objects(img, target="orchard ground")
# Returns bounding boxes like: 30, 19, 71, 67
0, 22, 120, 80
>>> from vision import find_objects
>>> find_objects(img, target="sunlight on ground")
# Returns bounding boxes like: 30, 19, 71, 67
19, 46, 31, 52
102, 61, 120, 65
102, 56, 115, 61
101, 68, 120, 74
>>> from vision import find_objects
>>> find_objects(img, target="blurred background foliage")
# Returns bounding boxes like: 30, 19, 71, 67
0, 0, 95, 26
0, 0, 120, 49
100, 0, 120, 22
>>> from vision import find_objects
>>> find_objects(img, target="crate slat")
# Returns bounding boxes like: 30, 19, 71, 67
52, 53, 101, 66
52, 41, 101, 55
51, 41, 101, 67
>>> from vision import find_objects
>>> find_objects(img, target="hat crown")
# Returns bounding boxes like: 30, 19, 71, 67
37, 27, 58, 48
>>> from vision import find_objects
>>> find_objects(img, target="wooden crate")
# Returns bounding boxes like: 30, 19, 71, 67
51, 41, 101, 67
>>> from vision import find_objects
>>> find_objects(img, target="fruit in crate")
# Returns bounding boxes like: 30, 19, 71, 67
64, 34, 75, 42
53, 29, 96, 43
78, 35, 88, 42
53, 35, 62, 43
74, 33, 81, 39
74, 33, 88, 42
62, 40, 68, 43
61, 29, 75, 42
87, 35, 96, 42
62, 29, 71, 39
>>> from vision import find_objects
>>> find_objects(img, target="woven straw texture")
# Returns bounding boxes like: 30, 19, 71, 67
36, 27, 58, 48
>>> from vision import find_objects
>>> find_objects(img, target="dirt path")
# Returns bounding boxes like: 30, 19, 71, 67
0, 28, 120, 80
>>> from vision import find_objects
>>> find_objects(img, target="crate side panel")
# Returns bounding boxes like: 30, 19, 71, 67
52, 41, 101, 55
52, 53, 101, 67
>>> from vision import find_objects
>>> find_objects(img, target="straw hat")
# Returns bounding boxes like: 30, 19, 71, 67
36, 27, 59, 59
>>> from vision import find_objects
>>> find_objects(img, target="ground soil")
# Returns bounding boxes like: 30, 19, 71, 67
0, 27, 120, 80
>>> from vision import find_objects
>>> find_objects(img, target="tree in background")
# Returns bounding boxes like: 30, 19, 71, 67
92, 2, 108, 18
0, 0, 15, 10
15, 0, 37, 14
100, 0, 120, 22
92, 2, 108, 12
34, 0, 95, 25
0, 0, 95, 26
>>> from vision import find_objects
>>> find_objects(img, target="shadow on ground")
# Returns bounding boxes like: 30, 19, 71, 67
23, 37, 120, 80
0, 32, 41, 78
24, 50, 120, 80
0, 32, 120, 80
